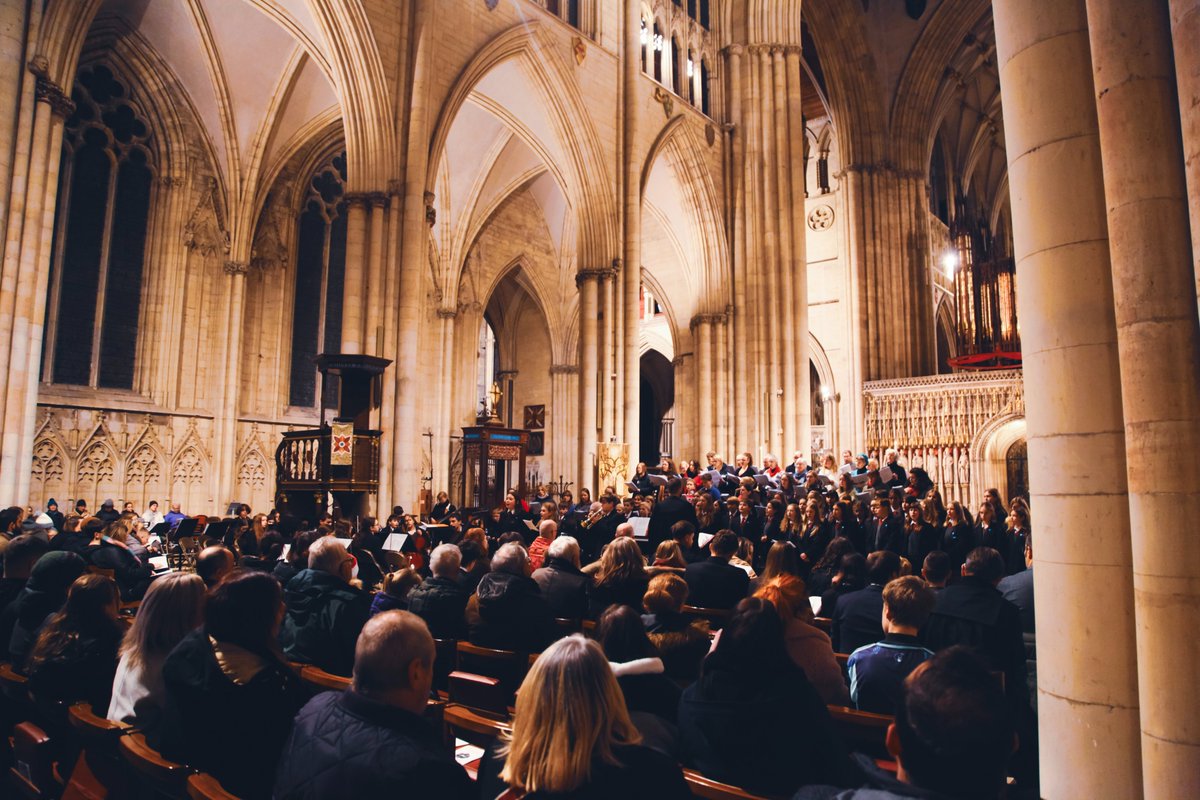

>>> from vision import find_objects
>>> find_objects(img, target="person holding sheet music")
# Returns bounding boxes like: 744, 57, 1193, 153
647, 477, 699, 550
630, 462, 656, 496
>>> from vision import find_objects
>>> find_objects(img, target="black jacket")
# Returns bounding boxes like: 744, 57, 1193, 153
728, 511, 764, 542
678, 664, 855, 795
869, 517, 906, 556
586, 573, 650, 618
160, 629, 308, 800
405, 575, 469, 640
683, 557, 750, 610
647, 497, 699, 550
86, 541, 152, 601
469, 571, 558, 652
531, 558, 591, 620
279, 569, 372, 677
478, 741, 690, 800
274, 690, 474, 800
643, 611, 711, 683
26, 622, 123, 711
905, 522, 941, 571
923, 575, 1028, 705
941, 522, 977, 575
48, 530, 91, 557
831, 584, 885, 654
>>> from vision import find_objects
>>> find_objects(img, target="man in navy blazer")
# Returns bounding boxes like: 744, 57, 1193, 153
684, 530, 750, 610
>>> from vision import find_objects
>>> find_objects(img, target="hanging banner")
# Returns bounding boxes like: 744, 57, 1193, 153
330, 422, 354, 466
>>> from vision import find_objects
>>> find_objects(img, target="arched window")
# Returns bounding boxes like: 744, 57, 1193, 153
670, 36, 681, 92
929, 133, 950, 224
288, 152, 348, 408
688, 0, 697, 20
45, 64, 154, 390
640, 19, 648, 72
567, 0, 580, 27
653, 22, 664, 83
700, 59, 711, 116
699, 0, 710, 28
810, 362, 825, 426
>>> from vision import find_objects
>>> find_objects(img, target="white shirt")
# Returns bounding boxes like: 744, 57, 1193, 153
108, 651, 168, 735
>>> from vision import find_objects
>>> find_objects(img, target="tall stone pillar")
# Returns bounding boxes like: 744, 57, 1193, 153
993, 1, 1143, 796
621, 0, 641, 470
1086, 0, 1200, 792
577, 270, 600, 487
340, 194, 369, 354
214, 261, 249, 504
376, 182, 403, 511
549, 364, 578, 488
364, 194, 387, 355
0, 0, 28, 237
692, 315, 714, 450
1169, 0, 1199, 307
601, 268, 616, 440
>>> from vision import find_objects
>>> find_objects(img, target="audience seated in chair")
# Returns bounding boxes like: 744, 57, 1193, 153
368, 564, 422, 616
160, 569, 308, 800
586, 536, 651, 618
467, 542, 558, 653
846, 575, 935, 714
531, 534, 591, 621
832, 551, 901, 654
682, 530, 751, 611
477, 635, 691, 799
279, 536, 372, 676
48, 514, 97, 557
195, 545, 235, 590
755, 575, 849, 706
796, 647, 1015, 800
107, 572, 206, 738
678, 597, 856, 796
2, 550, 87, 666
273, 530, 317, 587
273, 610, 475, 799
594, 604, 681, 726
25, 573, 124, 710
640, 572, 710, 685
86, 517, 153, 601
0, 534, 48, 618
405, 544, 469, 638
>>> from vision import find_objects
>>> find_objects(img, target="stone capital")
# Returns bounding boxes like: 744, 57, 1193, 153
343, 192, 373, 209
34, 74, 75, 119
574, 264, 614, 287
436, 308, 457, 320
689, 312, 722, 330
496, 370, 519, 381
724, 44, 745, 58
364, 192, 389, 208
549, 364, 579, 376
223, 260, 249, 276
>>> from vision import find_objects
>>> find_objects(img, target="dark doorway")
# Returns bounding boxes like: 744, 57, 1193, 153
639, 350, 674, 464
1005, 440, 1028, 505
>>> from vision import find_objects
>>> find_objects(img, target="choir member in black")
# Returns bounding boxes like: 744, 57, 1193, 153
905, 502, 940, 574
728, 499, 763, 544
495, 492, 530, 542
733, 452, 757, 481
430, 492, 456, 523
582, 494, 624, 562
796, 500, 831, 573
867, 496, 906, 556
974, 500, 1005, 553
828, 500, 865, 556
631, 462, 655, 497
694, 493, 726, 536
805, 537, 857, 599
940, 501, 976, 578
1004, 505, 1030, 576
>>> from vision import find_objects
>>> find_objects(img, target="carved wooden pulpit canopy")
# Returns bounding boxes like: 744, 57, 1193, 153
460, 424, 530, 512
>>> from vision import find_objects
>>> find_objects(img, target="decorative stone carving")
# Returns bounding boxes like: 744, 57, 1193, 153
572, 36, 587, 65
807, 204, 835, 231
653, 86, 674, 120
223, 261, 249, 276
184, 178, 229, 257
251, 197, 290, 272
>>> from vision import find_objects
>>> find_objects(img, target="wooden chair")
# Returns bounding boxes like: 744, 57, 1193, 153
683, 769, 782, 799
432, 639, 457, 693
810, 617, 833, 634
8, 721, 61, 799
118, 732, 191, 798
298, 665, 351, 693
447, 671, 510, 718
682, 605, 733, 631
442, 703, 510, 750
0, 662, 32, 709
827, 705, 892, 760
185, 773, 239, 800
553, 618, 580, 635
61, 703, 133, 800
455, 642, 527, 696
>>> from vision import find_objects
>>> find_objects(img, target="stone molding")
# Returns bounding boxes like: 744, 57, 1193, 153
223, 260, 249, 276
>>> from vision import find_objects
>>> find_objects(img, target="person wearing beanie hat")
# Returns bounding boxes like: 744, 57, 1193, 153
97, 499, 120, 524
45, 500, 64, 532
0, 550, 87, 666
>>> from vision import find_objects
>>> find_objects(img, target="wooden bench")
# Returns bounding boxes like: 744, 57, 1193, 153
9, 720, 60, 799
442, 703, 510, 750
447, 671, 510, 718
118, 732, 191, 798
683, 768, 785, 799
298, 665, 351, 692
811, 616, 833, 634
827, 705, 893, 760
186, 772, 239, 800
61, 702, 134, 799
456, 642, 528, 696
433, 638, 457, 693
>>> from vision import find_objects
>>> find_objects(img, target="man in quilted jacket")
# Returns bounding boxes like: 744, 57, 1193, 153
274, 610, 474, 799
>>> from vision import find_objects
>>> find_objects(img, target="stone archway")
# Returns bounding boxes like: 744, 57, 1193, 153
969, 413, 1027, 509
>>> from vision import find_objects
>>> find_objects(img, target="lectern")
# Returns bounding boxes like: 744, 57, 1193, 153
461, 423, 530, 511
275, 353, 391, 525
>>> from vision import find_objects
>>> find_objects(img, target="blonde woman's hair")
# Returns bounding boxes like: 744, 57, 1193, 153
652, 540, 687, 569
500, 635, 640, 792
643, 572, 688, 615
120, 572, 206, 669
593, 536, 646, 587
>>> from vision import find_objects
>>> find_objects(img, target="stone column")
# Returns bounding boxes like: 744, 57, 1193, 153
577, 269, 600, 486
214, 260, 249, 504
364, 193, 387, 355
692, 314, 714, 451
549, 364, 578, 487
621, 0, 642, 470
340, 194, 369, 354
726, 44, 751, 452
714, 310, 730, 456
1168, 0, 1199, 307
1086, 0, 1200, 792
785, 46, 811, 457
993, 1, 1144, 796
376, 182, 403, 510
0, 0, 28, 236
601, 267, 616, 440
